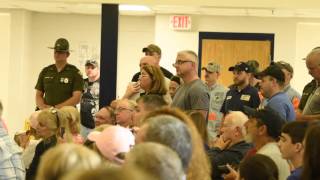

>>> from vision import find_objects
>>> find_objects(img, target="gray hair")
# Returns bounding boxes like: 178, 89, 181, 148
125, 142, 184, 180
143, 115, 192, 171
226, 111, 248, 137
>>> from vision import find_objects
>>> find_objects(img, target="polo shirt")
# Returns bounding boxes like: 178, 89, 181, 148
265, 92, 296, 121
220, 85, 260, 114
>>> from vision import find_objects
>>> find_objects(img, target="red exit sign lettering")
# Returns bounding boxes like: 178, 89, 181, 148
170, 15, 192, 30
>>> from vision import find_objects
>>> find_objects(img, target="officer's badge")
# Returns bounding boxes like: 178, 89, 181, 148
64, 78, 69, 84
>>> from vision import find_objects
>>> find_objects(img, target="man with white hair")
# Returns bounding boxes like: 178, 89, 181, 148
207, 111, 252, 180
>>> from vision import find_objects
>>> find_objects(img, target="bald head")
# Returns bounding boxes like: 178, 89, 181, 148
139, 56, 158, 68
224, 111, 248, 136
306, 49, 320, 81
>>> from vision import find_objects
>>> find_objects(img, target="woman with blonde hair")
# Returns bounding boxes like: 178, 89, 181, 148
140, 107, 211, 180
26, 107, 71, 180
59, 106, 84, 144
36, 143, 102, 180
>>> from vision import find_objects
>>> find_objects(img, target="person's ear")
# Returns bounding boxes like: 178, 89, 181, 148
294, 142, 304, 153
258, 125, 267, 136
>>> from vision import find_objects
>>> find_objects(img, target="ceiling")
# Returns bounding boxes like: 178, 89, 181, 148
1, 0, 320, 18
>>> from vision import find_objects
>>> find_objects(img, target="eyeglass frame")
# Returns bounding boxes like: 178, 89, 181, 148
172, 60, 194, 67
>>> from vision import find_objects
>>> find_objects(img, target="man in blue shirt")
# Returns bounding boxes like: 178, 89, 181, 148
258, 64, 296, 121
221, 62, 260, 114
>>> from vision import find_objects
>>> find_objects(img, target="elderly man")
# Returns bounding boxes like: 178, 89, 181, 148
115, 99, 137, 128
207, 111, 251, 180
172, 50, 210, 119
35, 38, 83, 109
243, 107, 290, 180
131, 44, 173, 82
258, 64, 295, 121
221, 62, 260, 115
202, 62, 228, 141
297, 49, 320, 121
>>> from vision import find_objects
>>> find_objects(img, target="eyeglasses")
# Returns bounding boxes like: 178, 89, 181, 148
172, 60, 193, 67
115, 107, 133, 113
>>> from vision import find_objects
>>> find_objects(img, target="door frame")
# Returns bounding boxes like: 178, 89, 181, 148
198, 32, 275, 75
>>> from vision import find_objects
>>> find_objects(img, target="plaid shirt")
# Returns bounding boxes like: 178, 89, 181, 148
0, 122, 25, 180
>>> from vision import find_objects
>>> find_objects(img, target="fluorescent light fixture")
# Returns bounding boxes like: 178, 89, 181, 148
119, 5, 151, 11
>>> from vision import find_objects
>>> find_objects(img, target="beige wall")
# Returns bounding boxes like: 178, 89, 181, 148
2, 9, 320, 135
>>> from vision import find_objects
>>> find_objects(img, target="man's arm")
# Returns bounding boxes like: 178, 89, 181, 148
54, 91, 82, 109
35, 90, 51, 110
296, 112, 320, 121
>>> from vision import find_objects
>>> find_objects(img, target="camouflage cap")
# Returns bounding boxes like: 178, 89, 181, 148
85, 59, 99, 68
48, 38, 70, 52
142, 44, 161, 55
202, 62, 221, 73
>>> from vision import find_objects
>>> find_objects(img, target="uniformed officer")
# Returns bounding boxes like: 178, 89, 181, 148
220, 62, 260, 114
35, 38, 84, 109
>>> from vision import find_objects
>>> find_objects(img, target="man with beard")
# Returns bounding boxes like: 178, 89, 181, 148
220, 62, 260, 115
202, 62, 228, 141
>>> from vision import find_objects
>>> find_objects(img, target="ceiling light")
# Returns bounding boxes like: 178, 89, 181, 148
119, 5, 151, 12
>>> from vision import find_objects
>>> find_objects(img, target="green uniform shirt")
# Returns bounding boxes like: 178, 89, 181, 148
35, 64, 84, 106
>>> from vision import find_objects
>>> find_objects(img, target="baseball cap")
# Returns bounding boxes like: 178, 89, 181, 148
48, 38, 70, 52
142, 44, 161, 55
243, 106, 286, 139
246, 60, 260, 74
256, 64, 285, 83
228, 62, 252, 73
85, 59, 99, 68
88, 126, 135, 162
275, 61, 293, 74
202, 62, 221, 73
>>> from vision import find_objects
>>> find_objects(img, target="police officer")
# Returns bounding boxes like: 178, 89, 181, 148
35, 38, 84, 109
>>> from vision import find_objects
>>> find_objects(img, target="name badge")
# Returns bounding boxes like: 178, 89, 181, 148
240, 94, 251, 101
226, 96, 232, 100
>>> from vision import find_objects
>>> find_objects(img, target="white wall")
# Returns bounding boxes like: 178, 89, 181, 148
0, 12, 10, 122
155, 14, 320, 93
3, 9, 320, 135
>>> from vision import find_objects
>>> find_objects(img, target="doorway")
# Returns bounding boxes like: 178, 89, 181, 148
198, 32, 274, 87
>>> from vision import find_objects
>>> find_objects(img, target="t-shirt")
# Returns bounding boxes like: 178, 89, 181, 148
220, 85, 260, 114
80, 78, 100, 129
257, 142, 290, 180
265, 92, 296, 121
299, 80, 317, 111
302, 86, 320, 115
171, 79, 209, 111
207, 83, 228, 141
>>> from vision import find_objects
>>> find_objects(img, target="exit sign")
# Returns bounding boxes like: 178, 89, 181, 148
170, 15, 192, 31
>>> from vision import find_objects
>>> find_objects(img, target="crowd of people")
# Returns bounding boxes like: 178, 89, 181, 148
1, 37, 320, 180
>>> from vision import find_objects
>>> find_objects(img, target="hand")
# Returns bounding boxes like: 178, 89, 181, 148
223, 164, 239, 180
123, 82, 140, 98
214, 136, 231, 150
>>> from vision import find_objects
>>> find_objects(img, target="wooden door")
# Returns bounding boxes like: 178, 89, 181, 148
200, 39, 271, 87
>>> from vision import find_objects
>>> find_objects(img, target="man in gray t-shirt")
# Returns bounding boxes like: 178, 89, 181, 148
172, 50, 210, 119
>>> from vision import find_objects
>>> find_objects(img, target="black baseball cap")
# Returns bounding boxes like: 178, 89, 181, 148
243, 106, 286, 139
256, 64, 285, 83
228, 62, 252, 73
